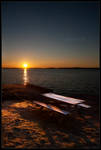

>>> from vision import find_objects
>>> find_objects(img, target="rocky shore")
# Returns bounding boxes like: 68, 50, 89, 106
2, 84, 100, 149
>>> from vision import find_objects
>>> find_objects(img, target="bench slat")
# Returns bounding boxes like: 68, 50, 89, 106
34, 101, 70, 115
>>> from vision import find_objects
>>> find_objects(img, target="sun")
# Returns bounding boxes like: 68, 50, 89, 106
23, 64, 28, 68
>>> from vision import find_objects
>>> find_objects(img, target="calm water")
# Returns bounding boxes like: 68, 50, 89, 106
2, 69, 100, 96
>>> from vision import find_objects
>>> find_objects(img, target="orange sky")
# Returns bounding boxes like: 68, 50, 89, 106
2, 57, 99, 68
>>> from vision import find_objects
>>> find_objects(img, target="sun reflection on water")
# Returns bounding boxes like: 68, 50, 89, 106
24, 69, 28, 85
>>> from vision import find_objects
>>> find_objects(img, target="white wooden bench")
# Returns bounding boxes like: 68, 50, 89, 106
43, 93, 91, 108
33, 92, 91, 116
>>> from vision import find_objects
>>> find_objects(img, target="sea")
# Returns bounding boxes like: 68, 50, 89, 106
2, 68, 100, 97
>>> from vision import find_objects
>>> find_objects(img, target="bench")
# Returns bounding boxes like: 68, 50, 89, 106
33, 92, 91, 116
43, 93, 91, 108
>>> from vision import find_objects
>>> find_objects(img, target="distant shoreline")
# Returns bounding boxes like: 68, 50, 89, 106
2, 67, 100, 69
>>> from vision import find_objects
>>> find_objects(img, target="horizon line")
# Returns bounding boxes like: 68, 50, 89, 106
2, 67, 100, 69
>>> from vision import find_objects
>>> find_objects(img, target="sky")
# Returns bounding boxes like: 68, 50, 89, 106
2, 1, 100, 68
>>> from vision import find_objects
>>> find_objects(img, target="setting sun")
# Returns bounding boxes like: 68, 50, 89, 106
23, 64, 28, 68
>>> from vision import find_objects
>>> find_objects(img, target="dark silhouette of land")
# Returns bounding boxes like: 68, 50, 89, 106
2, 67, 100, 69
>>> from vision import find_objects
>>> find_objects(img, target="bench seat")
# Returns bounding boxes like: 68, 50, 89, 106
77, 103, 91, 108
34, 101, 70, 115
